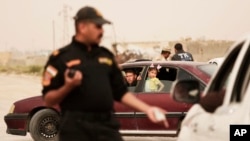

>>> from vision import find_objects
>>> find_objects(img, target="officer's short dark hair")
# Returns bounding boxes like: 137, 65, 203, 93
174, 43, 183, 51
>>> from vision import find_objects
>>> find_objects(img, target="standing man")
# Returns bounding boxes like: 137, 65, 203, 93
154, 47, 171, 61
42, 6, 168, 141
171, 43, 194, 61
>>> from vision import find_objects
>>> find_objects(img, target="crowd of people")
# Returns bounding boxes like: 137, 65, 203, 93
123, 42, 194, 88
154, 42, 194, 61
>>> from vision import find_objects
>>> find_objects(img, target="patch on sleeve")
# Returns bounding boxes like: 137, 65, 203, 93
42, 65, 58, 86
98, 57, 113, 66
52, 50, 60, 56
66, 59, 81, 67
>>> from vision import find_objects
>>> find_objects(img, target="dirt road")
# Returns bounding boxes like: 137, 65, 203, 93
0, 73, 176, 141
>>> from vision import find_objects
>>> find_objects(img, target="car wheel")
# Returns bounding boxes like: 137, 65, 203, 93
29, 109, 60, 141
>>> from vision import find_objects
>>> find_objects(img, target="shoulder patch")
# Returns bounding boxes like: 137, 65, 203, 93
46, 65, 58, 77
42, 65, 58, 86
52, 50, 60, 56
98, 57, 113, 66
66, 59, 81, 67
48, 46, 69, 61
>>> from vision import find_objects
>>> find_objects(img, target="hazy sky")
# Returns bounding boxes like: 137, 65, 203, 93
1, 0, 250, 51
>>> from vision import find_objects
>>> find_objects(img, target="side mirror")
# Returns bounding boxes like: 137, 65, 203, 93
171, 80, 201, 103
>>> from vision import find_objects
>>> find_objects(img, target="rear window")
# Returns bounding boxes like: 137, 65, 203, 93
197, 64, 218, 76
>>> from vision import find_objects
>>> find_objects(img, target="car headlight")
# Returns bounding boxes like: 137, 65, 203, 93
8, 104, 15, 114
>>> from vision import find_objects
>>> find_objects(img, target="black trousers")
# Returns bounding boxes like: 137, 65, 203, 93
59, 111, 124, 141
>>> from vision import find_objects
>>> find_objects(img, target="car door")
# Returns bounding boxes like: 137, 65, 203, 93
114, 66, 146, 131
135, 65, 192, 134
178, 39, 250, 141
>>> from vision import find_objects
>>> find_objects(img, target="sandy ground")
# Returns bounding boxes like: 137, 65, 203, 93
0, 73, 176, 141
0, 73, 41, 141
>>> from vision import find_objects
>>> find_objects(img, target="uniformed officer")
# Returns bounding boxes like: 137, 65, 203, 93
171, 43, 194, 61
42, 6, 169, 141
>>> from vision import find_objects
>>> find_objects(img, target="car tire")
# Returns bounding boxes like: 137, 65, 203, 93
29, 109, 60, 141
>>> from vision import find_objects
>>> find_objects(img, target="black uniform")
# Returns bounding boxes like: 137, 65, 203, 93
171, 50, 194, 61
42, 37, 128, 141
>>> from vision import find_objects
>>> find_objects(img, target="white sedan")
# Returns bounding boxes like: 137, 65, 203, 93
172, 34, 250, 141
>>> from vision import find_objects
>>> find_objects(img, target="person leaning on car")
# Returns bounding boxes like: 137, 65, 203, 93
41, 6, 169, 141
171, 43, 194, 61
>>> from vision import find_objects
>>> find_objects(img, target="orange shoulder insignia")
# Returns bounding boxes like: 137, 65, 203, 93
66, 59, 81, 67
52, 50, 60, 56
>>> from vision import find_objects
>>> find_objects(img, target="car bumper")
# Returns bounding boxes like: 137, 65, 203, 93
120, 130, 177, 136
4, 113, 29, 136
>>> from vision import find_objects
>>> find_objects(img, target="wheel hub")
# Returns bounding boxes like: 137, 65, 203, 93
39, 116, 59, 138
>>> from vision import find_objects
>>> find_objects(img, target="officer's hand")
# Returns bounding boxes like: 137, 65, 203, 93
64, 69, 82, 87
146, 107, 169, 128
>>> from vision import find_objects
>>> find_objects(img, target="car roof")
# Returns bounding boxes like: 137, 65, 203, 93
121, 60, 208, 68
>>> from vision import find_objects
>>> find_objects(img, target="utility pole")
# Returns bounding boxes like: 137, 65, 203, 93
59, 4, 72, 46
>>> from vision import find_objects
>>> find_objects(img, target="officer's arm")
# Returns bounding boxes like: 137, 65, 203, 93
43, 69, 82, 107
121, 92, 169, 127
43, 82, 74, 107
121, 92, 151, 113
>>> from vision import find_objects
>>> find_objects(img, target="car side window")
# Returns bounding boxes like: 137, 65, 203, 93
143, 67, 177, 93
178, 69, 206, 91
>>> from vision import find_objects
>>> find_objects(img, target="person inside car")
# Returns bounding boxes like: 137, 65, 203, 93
145, 66, 164, 92
124, 69, 138, 87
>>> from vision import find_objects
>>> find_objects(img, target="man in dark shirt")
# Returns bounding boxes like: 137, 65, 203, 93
42, 6, 169, 141
171, 43, 194, 61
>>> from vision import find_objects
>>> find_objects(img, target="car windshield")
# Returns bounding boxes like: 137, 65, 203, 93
197, 64, 218, 76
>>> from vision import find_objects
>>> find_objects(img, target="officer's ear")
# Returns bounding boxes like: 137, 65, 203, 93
77, 21, 89, 34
